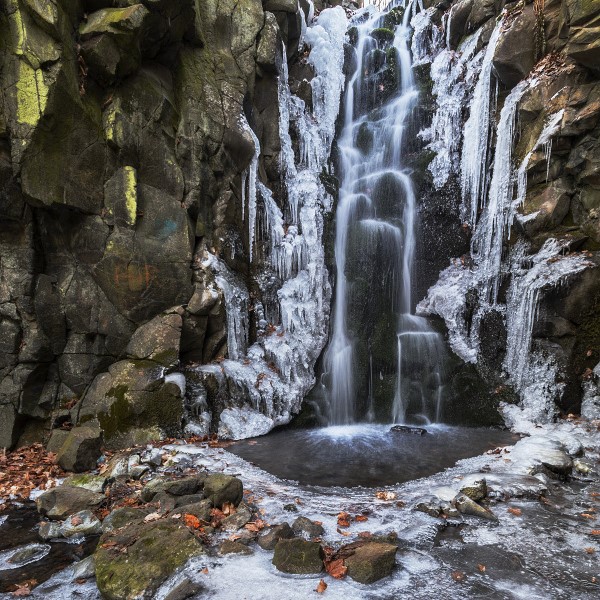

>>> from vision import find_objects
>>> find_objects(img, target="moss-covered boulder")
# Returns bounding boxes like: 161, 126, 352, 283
272, 538, 324, 574
95, 520, 204, 600
203, 473, 243, 508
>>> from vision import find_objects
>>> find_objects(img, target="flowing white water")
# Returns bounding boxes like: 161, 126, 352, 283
324, 0, 446, 425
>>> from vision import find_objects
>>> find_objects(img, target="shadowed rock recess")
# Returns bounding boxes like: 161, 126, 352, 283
0, 0, 599, 454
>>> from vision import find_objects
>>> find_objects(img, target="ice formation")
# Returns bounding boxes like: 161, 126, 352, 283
189, 6, 348, 439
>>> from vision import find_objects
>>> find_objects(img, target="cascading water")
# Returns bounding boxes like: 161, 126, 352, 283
324, 0, 446, 426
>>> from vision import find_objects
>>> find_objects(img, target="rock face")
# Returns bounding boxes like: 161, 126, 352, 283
0, 0, 322, 449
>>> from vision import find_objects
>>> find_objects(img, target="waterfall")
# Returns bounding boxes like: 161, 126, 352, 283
324, 0, 446, 426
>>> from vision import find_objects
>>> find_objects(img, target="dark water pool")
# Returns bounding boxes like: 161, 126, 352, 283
228, 424, 519, 488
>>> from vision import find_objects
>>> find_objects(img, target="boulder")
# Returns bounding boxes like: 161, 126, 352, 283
56, 426, 103, 472
94, 520, 204, 600
63, 474, 107, 494
257, 523, 295, 550
38, 520, 63, 540
459, 478, 487, 502
219, 540, 253, 555
141, 475, 206, 502
221, 504, 252, 531
60, 510, 103, 538
264, 0, 298, 12
36, 486, 104, 520
203, 474, 243, 508
344, 542, 397, 584
292, 516, 325, 539
272, 538, 324, 574
257, 12, 281, 72
174, 499, 212, 522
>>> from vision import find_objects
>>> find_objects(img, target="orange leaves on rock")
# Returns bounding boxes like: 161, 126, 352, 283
451, 571, 467, 583
354, 515, 368, 523
244, 519, 267, 533
507, 507, 522, 516
325, 558, 347, 580
222, 502, 236, 516
210, 508, 225, 528
316, 579, 328, 593
70, 515, 84, 526
337, 512, 351, 528
590, 530, 600, 535
184, 514, 202, 530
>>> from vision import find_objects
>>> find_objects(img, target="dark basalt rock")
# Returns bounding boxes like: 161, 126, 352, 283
390, 425, 427, 435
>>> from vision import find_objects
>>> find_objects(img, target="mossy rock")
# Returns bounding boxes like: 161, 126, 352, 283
381, 7, 405, 30
95, 520, 204, 600
347, 26, 359, 46
272, 538, 324, 574
344, 542, 397, 584
370, 28, 395, 46
356, 122, 374, 154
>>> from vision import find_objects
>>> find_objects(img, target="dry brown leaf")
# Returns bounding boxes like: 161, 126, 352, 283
184, 514, 202, 529
337, 512, 351, 528
580, 513, 596, 519
585, 547, 596, 554
375, 491, 397, 501
354, 515, 368, 523
200, 567, 209, 575
451, 571, 467, 583
336, 527, 350, 537
477, 564, 486, 573
316, 579, 328, 593
590, 530, 600, 535
325, 558, 347, 579
507, 507, 522, 516
70, 515, 84, 526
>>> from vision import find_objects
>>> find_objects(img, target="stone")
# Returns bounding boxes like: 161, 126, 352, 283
141, 475, 205, 502
60, 510, 102, 538
141, 447, 164, 466
257, 523, 295, 550
219, 540, 254, 555
461, 473, 548, 499
264, 0, 298, 12
56, 426, 103, 472
129, 465, 150, 479
125, 311, 182, 367
174, 500, 212, 522
36, 486, 104, 520
413, 496, 444, 518
272, 538, 324, 574
46, 429, 70, 454
63, 474, 107, 494
221, 505, 252, 531
203, 474, 243, 508
71, 556, 96, 581
453, 494, 498, 522
102, 507, 151, 533
459, 478, 487, 502
163, 577, 204, 600
291, 516, 325, 538
257, 12, 281, 72
38, 520, 63, 540
95, 520, 204, 600
344, 542, 397, 584
509, 437, 573, 476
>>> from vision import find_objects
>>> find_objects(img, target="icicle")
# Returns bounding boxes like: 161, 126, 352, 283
460, 17, 504, 226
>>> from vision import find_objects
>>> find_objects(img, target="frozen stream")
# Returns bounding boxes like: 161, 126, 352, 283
8, 418, 599, 600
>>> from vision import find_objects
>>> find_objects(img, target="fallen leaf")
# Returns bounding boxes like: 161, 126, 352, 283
358, 531, 373, 539
580, 513, 596, 519
477, 564, 486, 573
336, 528, 350, 537
590, 530, 600, 535
337, 512, 351, 528
200, 567, 209, 575
143, 512, 161, 523
326, 558, 347, 579
316, 579, 327, 593
375, 491, 397, 501
507, 508, 522, 516
70, 515, 83, 526
222, 502, 236, 516
354, 515, 368, 523
585, 547, 596, 554
451, 571, 467, 583
184, 514, 202, 529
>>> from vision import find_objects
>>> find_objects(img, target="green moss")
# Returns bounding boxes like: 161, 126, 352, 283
381, 7, 405, 30
370, 28, 395, 45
